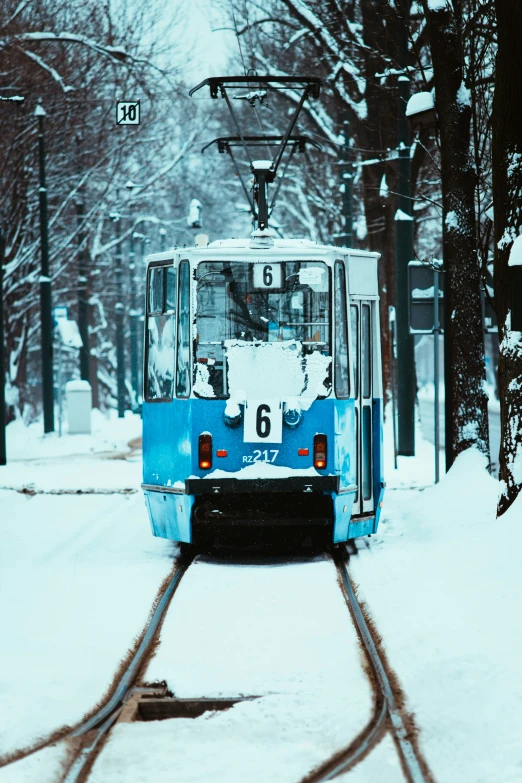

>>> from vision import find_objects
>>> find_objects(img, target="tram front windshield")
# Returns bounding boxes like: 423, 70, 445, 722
195, 260, 330, 398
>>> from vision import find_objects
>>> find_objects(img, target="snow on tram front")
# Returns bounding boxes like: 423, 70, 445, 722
141, 236, 384, 547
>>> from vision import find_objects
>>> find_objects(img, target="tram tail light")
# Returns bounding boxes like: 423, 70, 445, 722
313, 434, 327, 469
198, 433, 212, 470
298, 448, 309, 456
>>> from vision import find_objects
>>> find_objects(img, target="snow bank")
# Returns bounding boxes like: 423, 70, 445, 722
350, 448, 522, 782
4, 409, 141, 462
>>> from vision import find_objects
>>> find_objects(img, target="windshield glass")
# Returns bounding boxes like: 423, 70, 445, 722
194, 260, 331, 399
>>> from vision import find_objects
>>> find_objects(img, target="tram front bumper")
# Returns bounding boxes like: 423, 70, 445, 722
185, 475, 339, 495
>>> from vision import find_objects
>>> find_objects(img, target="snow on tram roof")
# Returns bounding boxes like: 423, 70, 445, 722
146, 237, 379, 263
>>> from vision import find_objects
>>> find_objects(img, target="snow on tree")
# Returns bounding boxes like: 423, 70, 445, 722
0, 0, 214, 418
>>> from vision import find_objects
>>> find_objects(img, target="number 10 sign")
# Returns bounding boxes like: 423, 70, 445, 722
116, 101, 140, 125
243, 400, 282, 443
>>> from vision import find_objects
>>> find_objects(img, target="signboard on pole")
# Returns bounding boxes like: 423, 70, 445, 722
408, 261, 444, 334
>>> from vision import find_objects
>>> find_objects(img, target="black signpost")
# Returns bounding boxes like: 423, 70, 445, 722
409, 260, 443, 483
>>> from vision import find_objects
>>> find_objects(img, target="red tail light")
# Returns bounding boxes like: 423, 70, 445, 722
314, 434, 327, 469
199, 433, 212, 470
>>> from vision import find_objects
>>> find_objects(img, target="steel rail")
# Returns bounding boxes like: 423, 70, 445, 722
71, 563, 188, 737
59, 562, 189, 783
334, 553, 430, 783
303, 698, 387, 783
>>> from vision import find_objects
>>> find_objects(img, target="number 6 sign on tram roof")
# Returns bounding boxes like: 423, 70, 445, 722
252, 262, 284, 291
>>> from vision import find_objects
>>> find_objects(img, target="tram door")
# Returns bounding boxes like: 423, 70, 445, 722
351, 300, 374, 515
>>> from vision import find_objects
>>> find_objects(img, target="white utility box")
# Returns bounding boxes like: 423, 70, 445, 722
65, 380, 92, 434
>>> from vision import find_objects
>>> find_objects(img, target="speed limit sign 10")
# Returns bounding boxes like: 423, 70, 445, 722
252, 263, 284, 291
243, 400, 283, 443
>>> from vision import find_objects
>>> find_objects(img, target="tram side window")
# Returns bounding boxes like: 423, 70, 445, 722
334, 262, 350, 398
362, 406, 372, 500
176, 260, 191, 398
146, 266, 176, 402
362, 304, 371, 399
149, 267, 164, 313
350, 305, 359, 399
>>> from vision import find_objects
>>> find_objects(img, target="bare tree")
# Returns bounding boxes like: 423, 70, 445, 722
0, 0, 197, 417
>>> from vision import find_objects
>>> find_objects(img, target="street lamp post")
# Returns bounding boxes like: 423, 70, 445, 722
1, 95, 25, 462
76, 190, 90, 383
338, 111, 353, 247
159, 227, 167, 252
395, 0, 416, 456
129, 232, 139, 408
35, 103, 54, 433
0, 227, 6, 465
110, 210, 126, 418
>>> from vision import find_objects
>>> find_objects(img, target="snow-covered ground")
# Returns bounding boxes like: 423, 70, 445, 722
350, 447, 522, 783
1, 408, 521, 782
89, 558, 374, 782
0, 413, 175, 771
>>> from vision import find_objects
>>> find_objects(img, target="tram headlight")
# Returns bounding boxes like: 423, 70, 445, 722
223, 399, 243, 428
313, 434, 327, 470
198, 433, 212, 470
283, 404, 302, 428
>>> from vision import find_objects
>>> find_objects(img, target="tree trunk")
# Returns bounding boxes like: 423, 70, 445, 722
423, 0, 489, 466
492, 0, 522, 515
360, 0, 401, 411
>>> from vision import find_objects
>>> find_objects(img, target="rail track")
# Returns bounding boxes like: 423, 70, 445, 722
2, 543, 435, 783
60, 560, 190, 783
302, 548, 434, 783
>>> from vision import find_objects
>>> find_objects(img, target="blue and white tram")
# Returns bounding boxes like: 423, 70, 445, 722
141, 235, 384, 546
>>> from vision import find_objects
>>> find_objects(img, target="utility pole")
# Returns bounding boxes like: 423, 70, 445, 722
159, 227, 167, 252
129, 233, 139, 408
76, 189, 90, 382
1, 95, 25, 461
137, 234, 148, 398
35, 103, 54, 433
0, 226, 6, 465
338, 111, 353, 247
111, 210, 125, 418
395, 0, 415, 456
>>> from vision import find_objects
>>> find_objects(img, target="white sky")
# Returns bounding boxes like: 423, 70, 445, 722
181, 0, 237, 83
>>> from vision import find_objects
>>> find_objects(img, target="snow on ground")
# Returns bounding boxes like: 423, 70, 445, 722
0, 743, 70, 783
2, 404, 522, 782
0, 413, 178, 764
1, 411, 142, 493
350, 446, 522, 783
384, 404, 435, 489
89, 557, 374, 783
337, 733, 405, 783
5, 408, 141, 461
0, 489, 175, 759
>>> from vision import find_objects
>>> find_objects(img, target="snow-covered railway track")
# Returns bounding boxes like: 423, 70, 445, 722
60, 560, 190, 783
303, 551, 434, 783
